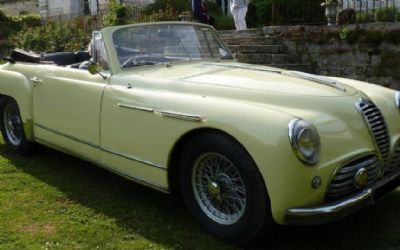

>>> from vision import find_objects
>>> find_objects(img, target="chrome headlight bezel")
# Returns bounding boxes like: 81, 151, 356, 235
395, 92, 400, 109
288, 118, 321, 165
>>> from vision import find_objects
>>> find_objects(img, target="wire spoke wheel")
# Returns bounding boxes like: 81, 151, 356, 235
3, 103, 22, 146
192, 153, 247, 225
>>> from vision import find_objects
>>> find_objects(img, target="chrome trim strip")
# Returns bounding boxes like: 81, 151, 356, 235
34, 123, 100, 149
201, 63, 282, 74
157, 110, 203, 122
283, 71, 347, 92
101, 146, 166, 170
34, 123, 166, 170
117, 103, 154, 113
35, 137, 169, 193
117, 103, 204, 122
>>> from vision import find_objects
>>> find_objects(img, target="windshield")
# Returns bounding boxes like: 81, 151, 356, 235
112, 24, 233, 68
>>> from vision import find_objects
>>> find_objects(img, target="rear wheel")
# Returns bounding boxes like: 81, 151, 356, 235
0, 97, 30, 154
179, 132, 272, 245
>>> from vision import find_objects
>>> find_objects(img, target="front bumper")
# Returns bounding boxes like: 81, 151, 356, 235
285, 171, 400, 225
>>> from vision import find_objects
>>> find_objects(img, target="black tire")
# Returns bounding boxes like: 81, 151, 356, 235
179, 132, 273, 245
0, 97, 31, 155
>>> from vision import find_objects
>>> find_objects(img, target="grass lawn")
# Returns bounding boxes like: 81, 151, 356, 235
0, 137, 400, 249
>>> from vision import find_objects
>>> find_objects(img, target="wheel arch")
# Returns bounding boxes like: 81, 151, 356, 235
0, 70, 34, 141
167, 127, 270, 201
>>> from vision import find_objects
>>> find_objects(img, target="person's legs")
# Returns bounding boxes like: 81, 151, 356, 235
231, 6, 240, 30
237, 6, 248, 30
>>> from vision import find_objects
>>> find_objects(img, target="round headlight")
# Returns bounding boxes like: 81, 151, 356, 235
395, 92, 400, 109
288, 118, 321, 165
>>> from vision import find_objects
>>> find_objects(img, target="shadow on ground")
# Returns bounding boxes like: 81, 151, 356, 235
1, 143, 400, 249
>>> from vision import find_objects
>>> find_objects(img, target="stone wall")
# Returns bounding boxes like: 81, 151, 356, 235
263, 23, 400, 90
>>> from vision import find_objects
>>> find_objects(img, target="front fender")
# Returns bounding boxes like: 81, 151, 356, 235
0, 66, 34, 140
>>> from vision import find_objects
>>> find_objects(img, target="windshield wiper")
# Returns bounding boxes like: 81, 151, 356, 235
122, 59, 156, 68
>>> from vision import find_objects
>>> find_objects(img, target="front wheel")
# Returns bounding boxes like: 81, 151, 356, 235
0, 97, 30, 154
179, 132, 272, 245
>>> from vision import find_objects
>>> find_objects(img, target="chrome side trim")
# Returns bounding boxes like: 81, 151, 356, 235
101, 146, 166, 170
34, 123, 166, 170
157, 110, 203, 122
34, 123, 100, 149
35, 137, 169, 193
117, 103, 154, 113
117, 103, 204, 123
283, 71, 347, 92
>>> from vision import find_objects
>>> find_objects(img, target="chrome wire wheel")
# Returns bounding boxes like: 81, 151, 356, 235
192, 153, 247, 225
3, 103, 22, 146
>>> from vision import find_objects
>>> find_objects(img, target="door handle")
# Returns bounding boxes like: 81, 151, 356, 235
30, 76, 42, 86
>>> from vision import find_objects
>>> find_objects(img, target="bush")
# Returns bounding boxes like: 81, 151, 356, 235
140, 7, 180, 22
214, 15, 235, 30
356, 12, 371, 23
103, 0, 130, 26
375, 7, 397, 22
144, 0, 190, 14
19, 14, 41, 28
11, 18, 91, 53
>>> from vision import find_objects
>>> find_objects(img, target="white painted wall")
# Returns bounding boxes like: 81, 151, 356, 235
0, 0, 39, 16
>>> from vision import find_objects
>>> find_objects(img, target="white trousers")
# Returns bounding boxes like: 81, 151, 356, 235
231, 6, 248, 30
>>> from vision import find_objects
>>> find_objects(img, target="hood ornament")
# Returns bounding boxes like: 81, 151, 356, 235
283, 71, 347, 92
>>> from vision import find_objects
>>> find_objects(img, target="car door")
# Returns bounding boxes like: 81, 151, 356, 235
32, 65, 108, 161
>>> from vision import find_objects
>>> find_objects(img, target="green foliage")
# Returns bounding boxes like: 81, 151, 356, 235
339, 26, 350, 40
139, 7, 179, 22
246, 0, 325, 28
144, 0, 190, 14
375, 7, 397, 22
214, 15, 235, 30
356, 12, 372, 23
19, 14, 41, 28
11, 18, 91, 53
247, 0, 273, 28
103, 0, 130, 26
340, 28, 400, 46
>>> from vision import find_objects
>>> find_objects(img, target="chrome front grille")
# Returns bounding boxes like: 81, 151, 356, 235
326, 155, 380, 202
386, 142, 400, 175
356, 99, 390, 163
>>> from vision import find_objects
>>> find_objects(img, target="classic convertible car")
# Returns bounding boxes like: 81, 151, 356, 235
0, 22, 399, 244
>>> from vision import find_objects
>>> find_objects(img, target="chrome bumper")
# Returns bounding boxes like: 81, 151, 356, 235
285, 172, 400, 225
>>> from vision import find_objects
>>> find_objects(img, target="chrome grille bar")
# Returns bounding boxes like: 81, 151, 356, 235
355, 99, 390, 164
326, 155, 379, 201
386, 142, 400, 175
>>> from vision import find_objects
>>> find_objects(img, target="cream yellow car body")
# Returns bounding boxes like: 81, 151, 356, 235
0, 22, 399, 227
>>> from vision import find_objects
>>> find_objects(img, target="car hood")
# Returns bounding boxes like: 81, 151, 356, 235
125, 61, 359, 97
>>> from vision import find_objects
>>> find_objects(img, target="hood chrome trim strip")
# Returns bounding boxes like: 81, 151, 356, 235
283, 71, 347, 92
